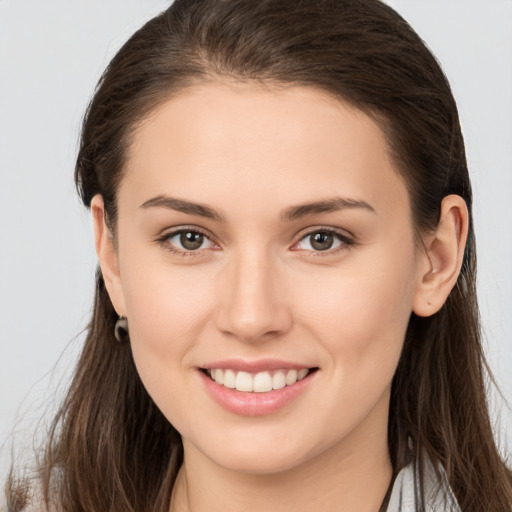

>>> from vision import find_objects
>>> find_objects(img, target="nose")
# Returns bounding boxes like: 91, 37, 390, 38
215, 248, 293, 343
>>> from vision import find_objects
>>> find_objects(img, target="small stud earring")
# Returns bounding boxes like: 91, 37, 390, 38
115, 315, 129, 342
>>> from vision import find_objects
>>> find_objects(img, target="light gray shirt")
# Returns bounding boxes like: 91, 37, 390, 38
387, 459, 461, 511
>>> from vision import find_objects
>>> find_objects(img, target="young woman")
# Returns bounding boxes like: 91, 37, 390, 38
6, 0, 512, 511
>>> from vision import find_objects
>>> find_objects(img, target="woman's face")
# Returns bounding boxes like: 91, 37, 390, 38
108, 83, 427, 474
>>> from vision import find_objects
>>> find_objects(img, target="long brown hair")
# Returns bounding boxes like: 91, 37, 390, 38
7, 1, 512, 510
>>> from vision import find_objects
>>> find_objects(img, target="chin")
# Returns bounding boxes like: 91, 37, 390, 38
185, 427, 324, 476
215, 450, 310, 476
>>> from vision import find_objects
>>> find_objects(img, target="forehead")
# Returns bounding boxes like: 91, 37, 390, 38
121, 82, 409, 219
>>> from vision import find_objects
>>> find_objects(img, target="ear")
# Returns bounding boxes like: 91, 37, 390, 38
413, 194, 469, 317
91, 194, 126, 316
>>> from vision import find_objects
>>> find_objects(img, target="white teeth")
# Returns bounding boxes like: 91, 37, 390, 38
285, 369, 298, 386
213, 369, 224, 385
206, 368, 311, 392
297, 368, 309, 380
235, 371, 253, 392
272, 371, 286, 390
223, 369, 236, 389
253, 372, 273, 393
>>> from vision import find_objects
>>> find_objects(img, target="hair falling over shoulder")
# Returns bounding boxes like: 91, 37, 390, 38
6, 1, 512, 510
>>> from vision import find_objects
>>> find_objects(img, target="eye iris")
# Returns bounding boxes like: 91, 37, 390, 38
180, 231, 204, 250
310, 232, 334, 251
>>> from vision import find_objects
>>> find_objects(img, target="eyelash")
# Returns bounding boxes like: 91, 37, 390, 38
156, 226, 356, 257
156, 226, 216, 257
293, 227, 356, 257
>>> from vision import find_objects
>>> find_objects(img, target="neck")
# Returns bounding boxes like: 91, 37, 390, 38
169, 397, 392, 512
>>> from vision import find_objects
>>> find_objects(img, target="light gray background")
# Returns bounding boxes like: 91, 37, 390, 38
1, 0, 511, 485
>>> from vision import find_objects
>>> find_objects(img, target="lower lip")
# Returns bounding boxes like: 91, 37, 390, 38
199, 370, 316, 416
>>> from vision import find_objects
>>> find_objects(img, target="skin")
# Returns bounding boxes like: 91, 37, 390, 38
92, 82, 468, 512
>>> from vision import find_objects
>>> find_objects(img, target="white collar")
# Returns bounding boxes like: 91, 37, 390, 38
386, 457, 461, 511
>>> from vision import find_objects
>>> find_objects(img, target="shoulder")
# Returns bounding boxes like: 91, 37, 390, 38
386, 457, 460, 512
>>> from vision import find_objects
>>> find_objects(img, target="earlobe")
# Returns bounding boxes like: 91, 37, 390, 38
90, 194, 126, 316
412, 194, 469, 317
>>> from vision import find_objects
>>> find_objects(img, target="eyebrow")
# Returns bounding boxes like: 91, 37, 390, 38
281, 197, 376, 221
140, 195, 225, 222
139, 195, 375, 222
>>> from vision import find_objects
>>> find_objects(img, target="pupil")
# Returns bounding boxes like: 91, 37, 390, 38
180, 232, 204, 250
311, 232, 333, 251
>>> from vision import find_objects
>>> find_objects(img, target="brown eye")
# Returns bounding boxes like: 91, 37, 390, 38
295, 230, 351, 253
180, 231, 204, 250
309, 232, 334, 251
165, 229, 216, 253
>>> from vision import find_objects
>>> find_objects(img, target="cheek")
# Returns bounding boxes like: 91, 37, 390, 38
118, 251, 217, 406
284, 253, 417, 446
122, 248, 215, 344
294, 250, 417, 378
126, 280, 196, 356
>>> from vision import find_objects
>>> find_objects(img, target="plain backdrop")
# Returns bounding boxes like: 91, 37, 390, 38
1, 0, 511, 484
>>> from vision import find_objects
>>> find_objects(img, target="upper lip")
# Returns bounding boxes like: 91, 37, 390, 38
200, 358, 314, 373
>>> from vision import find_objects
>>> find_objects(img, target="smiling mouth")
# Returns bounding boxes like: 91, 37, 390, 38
202, 368, 318, 393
